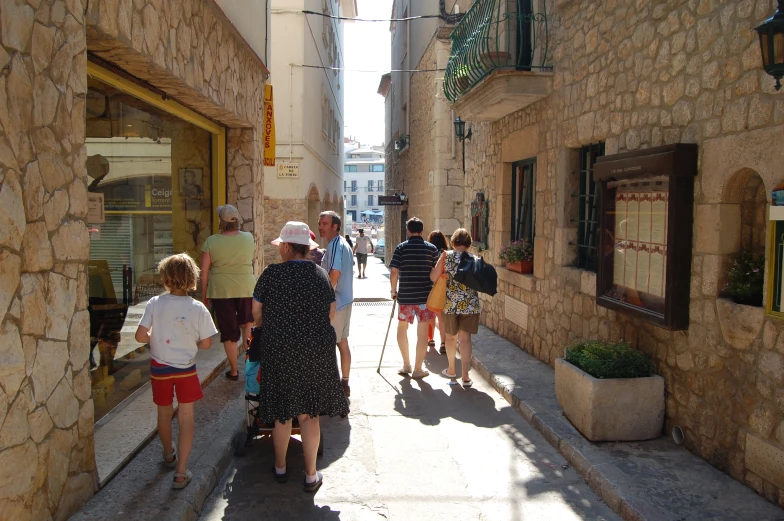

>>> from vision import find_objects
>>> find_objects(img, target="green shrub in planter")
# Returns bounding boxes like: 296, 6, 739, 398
565, 340, 653, 379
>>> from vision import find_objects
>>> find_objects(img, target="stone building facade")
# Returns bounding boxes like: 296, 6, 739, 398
394, 0, 784, 508
382, 0, 470, 259
0, 0, 269, 519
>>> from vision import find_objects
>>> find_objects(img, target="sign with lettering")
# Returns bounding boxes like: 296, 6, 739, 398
263, 85, 276, 167
277, 162, 299, 178
378, 195, 403, 206
87, 192, 105, 223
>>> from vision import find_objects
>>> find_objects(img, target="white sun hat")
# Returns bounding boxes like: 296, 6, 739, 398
271, 221, 320, 250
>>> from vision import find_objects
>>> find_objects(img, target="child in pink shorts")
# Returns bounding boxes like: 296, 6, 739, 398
135, 253, 218, 489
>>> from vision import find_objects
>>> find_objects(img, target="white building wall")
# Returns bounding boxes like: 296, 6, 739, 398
266, 0, 355, 214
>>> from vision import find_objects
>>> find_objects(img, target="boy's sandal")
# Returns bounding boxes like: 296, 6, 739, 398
439, 343, 446, 355
441, 368, 457, 379
163, 448, 177, 469
172, 470, 193, 489
462, 379, 473, 388
427, 340, 435, 347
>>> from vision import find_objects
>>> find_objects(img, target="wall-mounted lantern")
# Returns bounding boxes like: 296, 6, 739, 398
454, 117, 472, 173
756, 0, 784, 90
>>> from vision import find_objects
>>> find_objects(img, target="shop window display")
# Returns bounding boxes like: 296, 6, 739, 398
85, 75, 216, 421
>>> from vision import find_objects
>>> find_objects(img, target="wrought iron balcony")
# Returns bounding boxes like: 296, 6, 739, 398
444, 0, 553, 121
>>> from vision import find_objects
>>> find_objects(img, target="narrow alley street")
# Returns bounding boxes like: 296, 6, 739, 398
198, 258, 618, 521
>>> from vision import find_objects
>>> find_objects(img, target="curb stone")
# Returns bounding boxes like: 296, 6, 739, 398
469, 327, 784, 521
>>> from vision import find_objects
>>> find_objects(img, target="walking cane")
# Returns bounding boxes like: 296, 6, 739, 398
376, 298, 397, 373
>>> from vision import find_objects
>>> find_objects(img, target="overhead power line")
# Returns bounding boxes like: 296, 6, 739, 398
297, 64, 445, 73
301, 9, 445, 22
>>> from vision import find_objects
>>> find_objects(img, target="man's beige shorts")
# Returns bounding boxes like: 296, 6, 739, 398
332, 304, 353, 342
442, 313, 480, 335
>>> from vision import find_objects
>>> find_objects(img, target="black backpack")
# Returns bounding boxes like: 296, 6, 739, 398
454, 252, 498, 296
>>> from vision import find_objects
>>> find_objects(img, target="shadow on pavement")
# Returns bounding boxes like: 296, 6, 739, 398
390, 350, 615, 519
204, 415, 351, 521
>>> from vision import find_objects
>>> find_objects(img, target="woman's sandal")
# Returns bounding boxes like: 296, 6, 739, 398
441, 368, 457, 379
163, 448, 177, 469
462, 379, 473, 388
303, 471, 323, 493
172, 470, 193, 489
273, 466, 288, 484
225, 370, 239, 381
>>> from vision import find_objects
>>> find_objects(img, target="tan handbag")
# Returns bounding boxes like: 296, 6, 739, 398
426, 252, 447, 313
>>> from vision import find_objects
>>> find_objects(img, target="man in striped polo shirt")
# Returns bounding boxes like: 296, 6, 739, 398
389, 217, 439, 379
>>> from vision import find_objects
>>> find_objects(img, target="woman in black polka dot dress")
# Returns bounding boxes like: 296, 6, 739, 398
252, 222, 349, 492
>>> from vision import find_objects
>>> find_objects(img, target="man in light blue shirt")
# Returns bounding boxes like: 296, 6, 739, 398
318, 211, 354, 397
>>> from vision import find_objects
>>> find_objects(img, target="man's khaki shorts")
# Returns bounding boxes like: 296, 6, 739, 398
332, 303, 352, 342
442, 313, 480, 335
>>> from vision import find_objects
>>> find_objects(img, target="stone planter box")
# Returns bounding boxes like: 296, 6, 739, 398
554, 358, 665, 442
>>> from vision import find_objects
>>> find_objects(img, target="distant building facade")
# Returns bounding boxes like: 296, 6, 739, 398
343, 141, 385, 224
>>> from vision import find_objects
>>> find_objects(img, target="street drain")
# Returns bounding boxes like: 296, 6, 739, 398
353, 298, 394, 307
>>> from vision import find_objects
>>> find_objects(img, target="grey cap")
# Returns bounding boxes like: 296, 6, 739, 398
217, 204, 240, 222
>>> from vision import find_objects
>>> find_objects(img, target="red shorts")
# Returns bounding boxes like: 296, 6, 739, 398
150, 360, 204, 406
212, 297, 254, 343
398, 304, 436, 324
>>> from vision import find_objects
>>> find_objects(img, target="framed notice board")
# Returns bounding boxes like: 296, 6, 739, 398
594, 144, 698, 330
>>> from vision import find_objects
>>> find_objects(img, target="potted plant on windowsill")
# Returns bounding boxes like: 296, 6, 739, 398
723, 251, 764, 307
498, 240, 533, 274
555, 340, 664, 442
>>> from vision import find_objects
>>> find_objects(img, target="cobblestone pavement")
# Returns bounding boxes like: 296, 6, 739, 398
199, 259, 619, 521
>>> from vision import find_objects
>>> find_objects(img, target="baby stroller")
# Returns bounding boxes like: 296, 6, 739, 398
233, 328, 323, 456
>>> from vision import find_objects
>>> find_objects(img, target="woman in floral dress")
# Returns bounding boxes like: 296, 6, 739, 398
429, 228, 481, 387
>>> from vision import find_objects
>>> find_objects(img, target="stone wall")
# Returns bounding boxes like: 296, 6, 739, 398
0, 1, 96, 519
384, 32, 464, 257
262, 197, 307, 266
0, 0, 269, 519
453, 0, 784, 507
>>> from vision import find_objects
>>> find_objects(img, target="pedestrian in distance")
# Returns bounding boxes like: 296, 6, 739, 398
200, 204, 256, 381
344, 234, 354, 249
319, 211, 355, 396
353, 229, 374, 278
253, 222, 350, 493
430, 228, 481, 387
389, 217, 439, 379
426, 230, 449, 355
134, 253, 218, 490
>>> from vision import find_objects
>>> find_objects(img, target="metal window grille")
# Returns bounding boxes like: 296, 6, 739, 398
350, 195, 357, 206
351, 181, 357, 192
575, 142, 605, 271
378, 181, 384, 192
511, 160, 536, 243
368, 180, 374, 190
368, 195, 374, 206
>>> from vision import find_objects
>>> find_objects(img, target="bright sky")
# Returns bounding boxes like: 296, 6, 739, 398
343, 0, 393, 147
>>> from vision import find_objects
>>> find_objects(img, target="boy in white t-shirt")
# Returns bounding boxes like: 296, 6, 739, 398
135, 253, 218, 490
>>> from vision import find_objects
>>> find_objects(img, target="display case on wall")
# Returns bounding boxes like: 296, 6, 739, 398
593, 144, 698, 330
